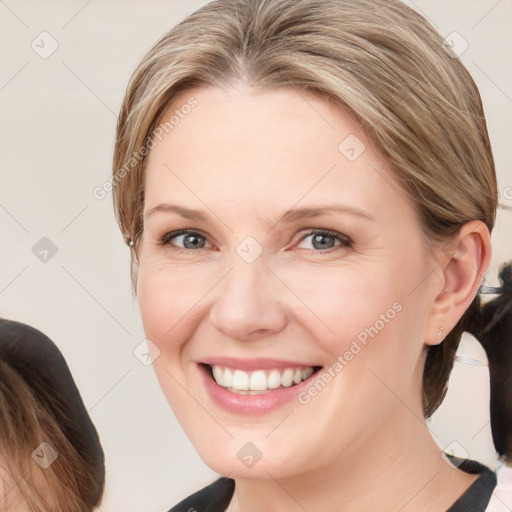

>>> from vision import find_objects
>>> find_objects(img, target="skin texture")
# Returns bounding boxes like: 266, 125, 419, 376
136, 84, 491, 511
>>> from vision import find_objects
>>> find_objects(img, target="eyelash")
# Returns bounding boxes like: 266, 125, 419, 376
158, 229, 352, 255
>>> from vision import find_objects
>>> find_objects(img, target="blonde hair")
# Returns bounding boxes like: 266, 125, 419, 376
112, 0, 500, 430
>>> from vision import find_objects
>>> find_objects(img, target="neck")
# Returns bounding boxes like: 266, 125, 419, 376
227, 409, 478, 512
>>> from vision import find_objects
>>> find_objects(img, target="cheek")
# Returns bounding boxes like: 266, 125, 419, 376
136, 260, 209, 350
136, 262, 209, 424
280, 264, 403, 348
281, 262, 427, 388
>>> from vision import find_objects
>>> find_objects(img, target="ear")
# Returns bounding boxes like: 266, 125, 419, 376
425, 220, 492, 346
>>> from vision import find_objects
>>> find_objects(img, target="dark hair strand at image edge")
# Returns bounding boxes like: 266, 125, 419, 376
465, 262, 512, 464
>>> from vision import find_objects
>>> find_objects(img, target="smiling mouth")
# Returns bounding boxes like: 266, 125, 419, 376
202, 363, 323, 395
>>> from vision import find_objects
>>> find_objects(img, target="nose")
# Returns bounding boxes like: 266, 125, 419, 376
208, 256, 288, 342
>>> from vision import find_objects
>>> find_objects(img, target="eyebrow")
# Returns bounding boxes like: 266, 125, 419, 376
144, 203, 375, 225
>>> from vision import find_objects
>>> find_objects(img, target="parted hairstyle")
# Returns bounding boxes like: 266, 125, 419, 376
111, 0, 512, 463
0, 319, 105, 511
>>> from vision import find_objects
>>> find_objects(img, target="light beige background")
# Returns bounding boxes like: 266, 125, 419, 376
0, 1, 511, 510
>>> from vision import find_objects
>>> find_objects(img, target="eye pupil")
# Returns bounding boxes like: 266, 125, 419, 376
183, 233, 204, 249
312, 233, 335, 250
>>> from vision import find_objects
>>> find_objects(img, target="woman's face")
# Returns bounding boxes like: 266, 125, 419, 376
137, 85, 442, 478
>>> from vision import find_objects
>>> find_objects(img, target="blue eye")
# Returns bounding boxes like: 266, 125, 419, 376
160, 230, 210, 251
159, 229, 351, 254
296, 230, 351, 251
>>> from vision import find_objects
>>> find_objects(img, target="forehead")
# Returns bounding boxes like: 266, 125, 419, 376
148, 84, 358, 165
143, 85, 413, 226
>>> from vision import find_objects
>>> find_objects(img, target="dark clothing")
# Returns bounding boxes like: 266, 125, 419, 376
169, 477, 235, 512
168, 455, 497, 512
444, 456, 497, 511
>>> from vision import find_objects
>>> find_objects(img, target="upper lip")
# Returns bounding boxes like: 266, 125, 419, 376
200, 357, 321, 371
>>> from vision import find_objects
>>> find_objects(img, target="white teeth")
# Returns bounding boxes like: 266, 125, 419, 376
232, 369, 249, 391
212, 365, 223, 386
249, 370, 267, 391
301, 367, 314, 380
209, 365, 317, 393
224, 368, 233, 387
281, 368, 294, 387
267, 369, 282, 389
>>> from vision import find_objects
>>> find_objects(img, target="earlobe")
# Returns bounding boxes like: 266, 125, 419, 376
426, 220, 492, 346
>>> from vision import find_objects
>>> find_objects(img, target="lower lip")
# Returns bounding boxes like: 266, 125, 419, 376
198, 364, 320, 415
